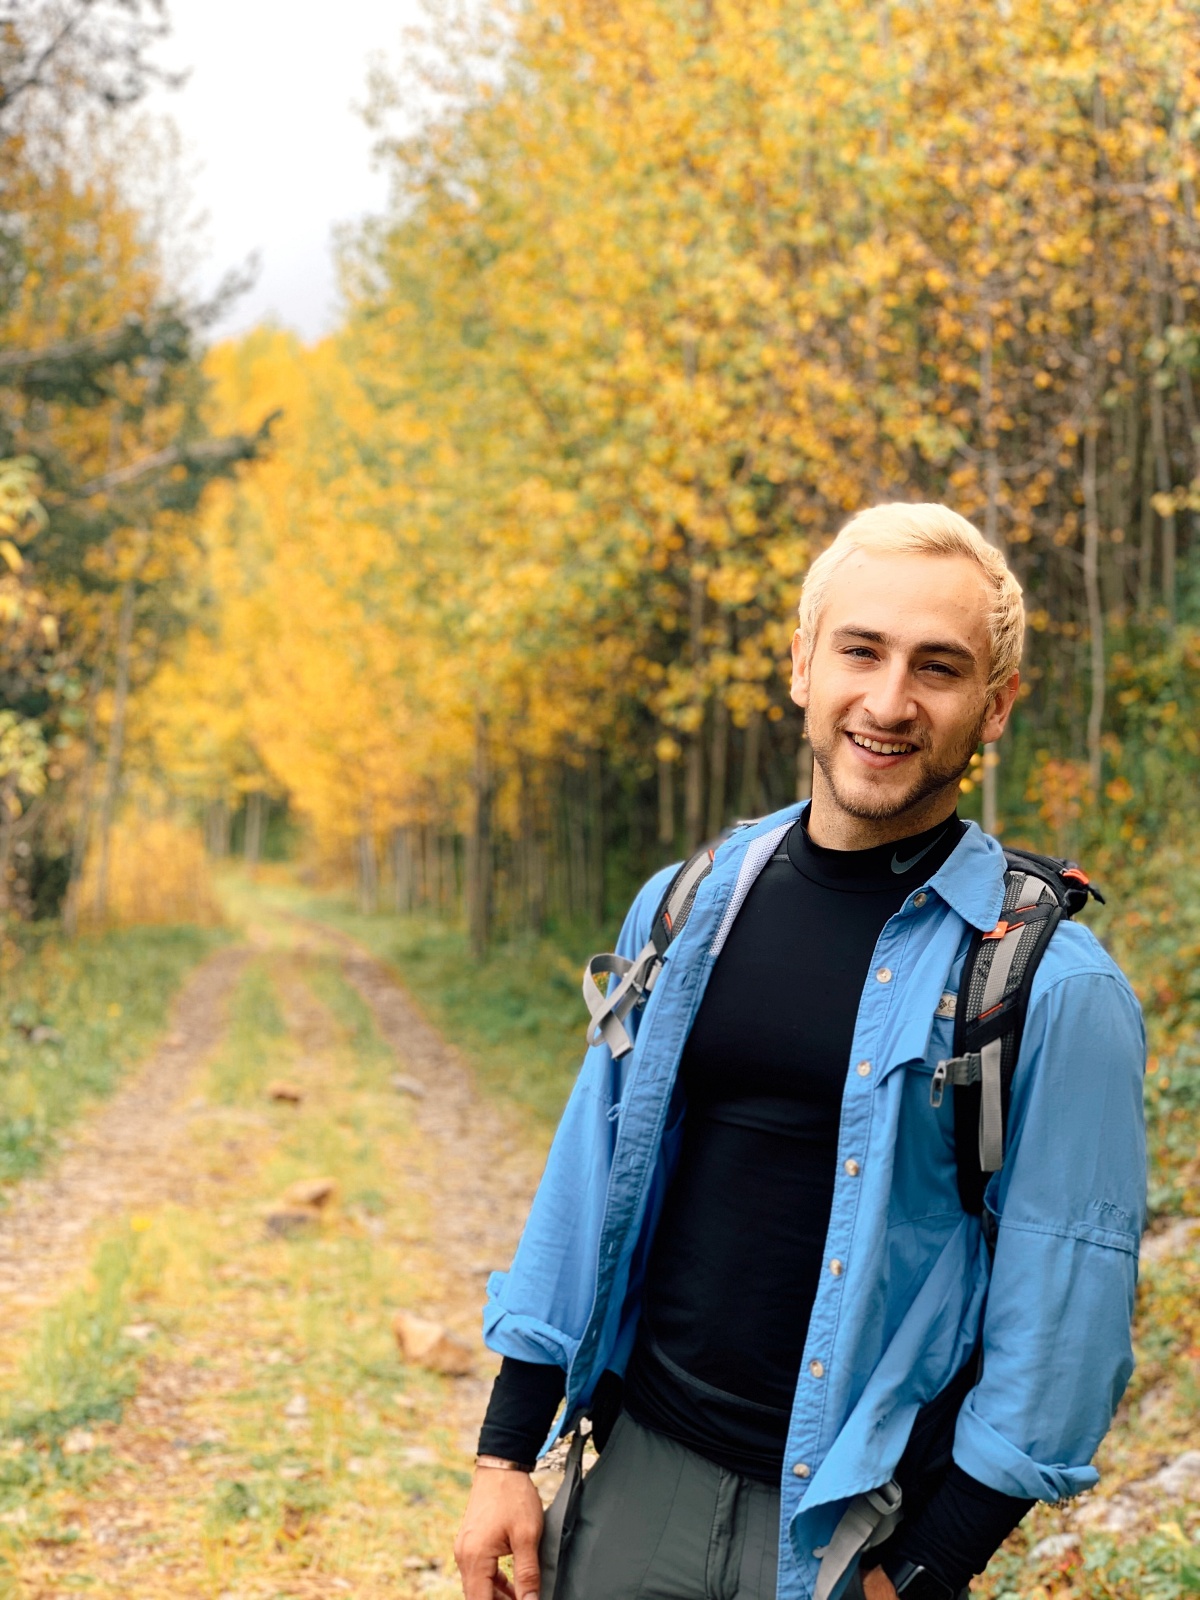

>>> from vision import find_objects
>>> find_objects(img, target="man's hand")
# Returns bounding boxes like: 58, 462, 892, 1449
861, 1567, 900, 1600
455, 1467, 545, 1600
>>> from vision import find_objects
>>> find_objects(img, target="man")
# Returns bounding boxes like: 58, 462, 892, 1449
455, 504, 1145, 1600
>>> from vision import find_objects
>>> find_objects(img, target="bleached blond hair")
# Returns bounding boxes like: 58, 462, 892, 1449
798, 503, 1025, 698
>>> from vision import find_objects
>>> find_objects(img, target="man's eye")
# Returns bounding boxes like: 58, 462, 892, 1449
923, 662, 957, 677
845, 647, 877, 660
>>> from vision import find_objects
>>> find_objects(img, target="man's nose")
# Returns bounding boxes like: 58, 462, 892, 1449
862, 662, 917, 729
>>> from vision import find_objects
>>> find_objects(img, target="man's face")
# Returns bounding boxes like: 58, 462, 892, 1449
790, 550, 1019, 829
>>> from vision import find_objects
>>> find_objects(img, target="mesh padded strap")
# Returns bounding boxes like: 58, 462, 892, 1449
953, 856, 1071, 1214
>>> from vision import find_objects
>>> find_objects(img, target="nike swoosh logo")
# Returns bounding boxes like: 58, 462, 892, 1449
891, 831, 946, 875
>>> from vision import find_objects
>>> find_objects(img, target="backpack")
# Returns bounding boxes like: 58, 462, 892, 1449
581, 827, 1104, 1219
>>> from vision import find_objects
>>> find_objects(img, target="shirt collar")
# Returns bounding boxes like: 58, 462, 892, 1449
925, 819, 1007, 931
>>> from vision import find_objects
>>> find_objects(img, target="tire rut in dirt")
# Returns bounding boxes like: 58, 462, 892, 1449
0, 945, 249, 1324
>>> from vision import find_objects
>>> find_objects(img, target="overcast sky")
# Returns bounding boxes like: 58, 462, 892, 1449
150, 0, 430, 341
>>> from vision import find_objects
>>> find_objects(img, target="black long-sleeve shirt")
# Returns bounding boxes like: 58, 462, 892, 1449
480, 815, 1032, 1590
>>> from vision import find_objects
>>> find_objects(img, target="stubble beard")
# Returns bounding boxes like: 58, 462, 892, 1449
808, 707, 989, 823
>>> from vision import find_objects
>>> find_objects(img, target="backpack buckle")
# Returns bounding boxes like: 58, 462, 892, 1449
930, 1060, 948, 1108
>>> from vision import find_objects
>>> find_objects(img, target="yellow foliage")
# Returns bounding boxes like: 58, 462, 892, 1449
131, 0, 1200, 882
76, 819, 220, 930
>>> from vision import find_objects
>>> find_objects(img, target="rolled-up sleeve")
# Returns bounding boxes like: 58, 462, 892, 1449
953, 951, 1146, 1501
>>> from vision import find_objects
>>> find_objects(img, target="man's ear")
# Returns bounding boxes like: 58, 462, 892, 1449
981, 671, 1020, 744
790, 629, 810, 709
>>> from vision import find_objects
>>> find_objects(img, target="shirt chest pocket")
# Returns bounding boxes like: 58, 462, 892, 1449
890, 996, 961, 1223
903, 991, 958, 1080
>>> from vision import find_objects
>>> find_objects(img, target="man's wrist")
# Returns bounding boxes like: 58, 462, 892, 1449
474, 1453, 535, 1473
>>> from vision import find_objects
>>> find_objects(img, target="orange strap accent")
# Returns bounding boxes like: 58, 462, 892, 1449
982, 920, 1011, 941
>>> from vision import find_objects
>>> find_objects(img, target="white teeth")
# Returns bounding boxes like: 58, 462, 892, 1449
851, 733, 915, 756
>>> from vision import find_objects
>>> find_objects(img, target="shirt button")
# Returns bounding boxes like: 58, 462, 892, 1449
844, 1158, 861, 1176
913, 892, 928, 908
829, 1259, 843, 1276
793, 1461, 811, 1478
876, 967, 892, 984
809, 1359, 825, 1379
856, 1060, 871, 1077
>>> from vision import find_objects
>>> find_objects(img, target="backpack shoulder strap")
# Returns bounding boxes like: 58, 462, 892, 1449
582, 843, 717, 1059
938, 849, 1104, 1218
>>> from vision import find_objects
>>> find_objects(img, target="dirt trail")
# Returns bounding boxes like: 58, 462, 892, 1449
0, 945, 248, 1326
4, 917, 550, 1598
289, 922, 549, 1464
325, 928, 547, 1322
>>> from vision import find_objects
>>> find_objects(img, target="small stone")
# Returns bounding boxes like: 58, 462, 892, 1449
1152, 1449, 1200, 1498
402, 1556, 439, 1570
403, 1445, 437, 1466
1140, 1218, 1200, 1264
393, 1311, 475, 1376
29, 1025, 62, 1045
283, 1394, 308, 1419
283, 1176, 337, 1210
121, 1322, 157, 1342
266, 1080, 304, 1104
165, 1032, 187, 1049
1028, 1533, 1080, 1564
1074, 1495, 1140, 1533
61, 1429, 96, 1455
264, 1206, 319, 1238
391, 1074, 427, 1098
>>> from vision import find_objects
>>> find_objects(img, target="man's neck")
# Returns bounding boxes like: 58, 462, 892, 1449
805, 767, 961, 851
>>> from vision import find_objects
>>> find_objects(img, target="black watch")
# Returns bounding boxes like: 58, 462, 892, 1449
885, 1560, 959, 1600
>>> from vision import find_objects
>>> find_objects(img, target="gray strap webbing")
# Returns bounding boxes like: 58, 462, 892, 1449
813, 1479, 904, 1600
581, 845, 716, 1059
538, 1428, 587, 1600
978, 1036, 1005, 1170
582, 939, 660, 1059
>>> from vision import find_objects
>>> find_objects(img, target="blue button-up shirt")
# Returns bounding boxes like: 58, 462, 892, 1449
483, 805, 1146, 1600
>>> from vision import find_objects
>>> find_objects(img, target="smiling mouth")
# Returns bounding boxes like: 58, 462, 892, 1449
847, 731, 920, 757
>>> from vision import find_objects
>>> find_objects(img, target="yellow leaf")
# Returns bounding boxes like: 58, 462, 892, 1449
0, 539, 23, 573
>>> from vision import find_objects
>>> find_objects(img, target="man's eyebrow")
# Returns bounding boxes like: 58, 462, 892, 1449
829, 626, 978, 663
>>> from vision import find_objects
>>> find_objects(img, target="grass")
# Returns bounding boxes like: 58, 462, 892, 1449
222, 870, 604, 1123
0, 923, 227, 1189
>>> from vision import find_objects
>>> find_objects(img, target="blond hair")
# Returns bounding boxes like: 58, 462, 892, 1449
798, 503, 1025, 697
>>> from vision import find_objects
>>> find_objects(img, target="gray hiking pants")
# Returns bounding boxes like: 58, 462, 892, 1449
550, 1412, 968, 1600
555, 1412, 786, 1600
